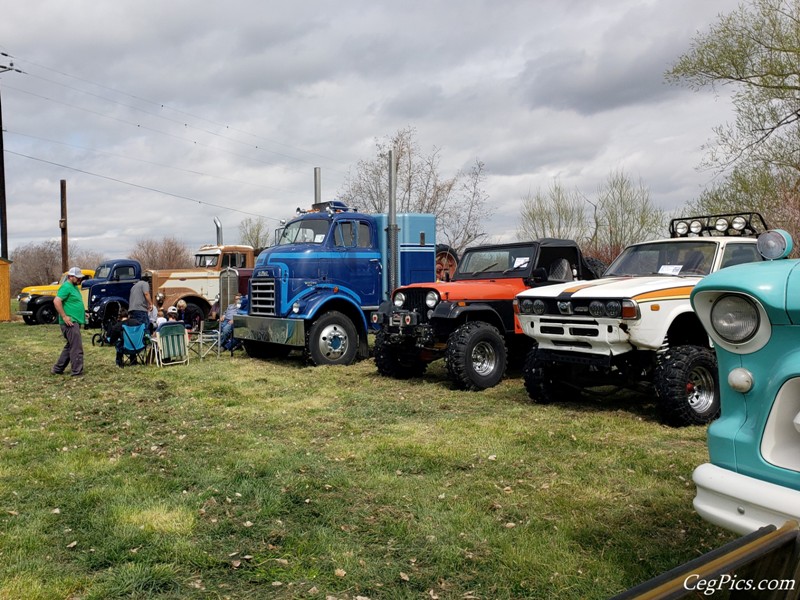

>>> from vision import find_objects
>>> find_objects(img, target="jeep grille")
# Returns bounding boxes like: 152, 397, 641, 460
251, 278, 276, 316
399, 288, 432, 324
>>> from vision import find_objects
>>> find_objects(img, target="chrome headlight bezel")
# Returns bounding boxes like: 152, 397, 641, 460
393, 292, 406, 308
693, 290, 771, 354
710, 294, 760, 344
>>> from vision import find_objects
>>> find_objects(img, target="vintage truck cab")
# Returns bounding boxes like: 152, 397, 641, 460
17, 268, 95, 325
690, 229, 800, 534
82, 259, 142, 328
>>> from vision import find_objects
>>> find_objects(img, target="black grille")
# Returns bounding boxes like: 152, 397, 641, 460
399, 289, 432, 324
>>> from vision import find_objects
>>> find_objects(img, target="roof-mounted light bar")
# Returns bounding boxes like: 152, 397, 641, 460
669, 213, 768, 238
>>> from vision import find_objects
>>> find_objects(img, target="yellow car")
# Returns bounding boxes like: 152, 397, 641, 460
16, 269, 95, 325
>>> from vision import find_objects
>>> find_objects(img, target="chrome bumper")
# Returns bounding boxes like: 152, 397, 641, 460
233, 315, 305, 347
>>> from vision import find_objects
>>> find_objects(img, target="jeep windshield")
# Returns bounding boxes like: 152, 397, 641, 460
605, 240, 717, 277
277, 219, 329, 245
455, 245, 535, 279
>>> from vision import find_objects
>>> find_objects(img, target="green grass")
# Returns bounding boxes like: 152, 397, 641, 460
0, 320, 735, 599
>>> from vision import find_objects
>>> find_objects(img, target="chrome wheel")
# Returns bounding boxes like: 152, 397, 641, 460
471, 340, 497, 376
687, 364, 716, 414
316, 323, 350, 361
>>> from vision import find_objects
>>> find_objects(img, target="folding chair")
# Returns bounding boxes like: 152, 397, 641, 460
154, 323, 189, 367
189, 319, 221, 360
120, 322, 150, 367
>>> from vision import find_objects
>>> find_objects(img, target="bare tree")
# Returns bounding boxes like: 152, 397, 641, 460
339, 127, 491, 254
518, 182, 589, 242
129, 237, 192, 269
238, 217, 271, 249
9, 241, 106, 296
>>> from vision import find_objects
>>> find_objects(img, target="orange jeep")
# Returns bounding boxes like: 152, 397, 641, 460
371, 240, 604, 390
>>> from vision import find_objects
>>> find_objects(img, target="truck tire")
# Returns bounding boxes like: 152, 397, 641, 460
374, 330, 427, 379
522, 348, 570, 404
22, 315, 37, 325
243, 340, 292, 360
306, 311, 358, 366
435, 244, 459, 281
445, 321, 507, 390
654, 345, 720, 426
583, 256, 607, 279
36, 302, 58, 325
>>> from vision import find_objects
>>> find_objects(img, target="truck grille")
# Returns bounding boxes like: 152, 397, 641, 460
251, 278, 276, 316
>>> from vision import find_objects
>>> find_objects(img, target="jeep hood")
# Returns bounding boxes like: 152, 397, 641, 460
517, 276, 701, 301
401, 279, 529, 301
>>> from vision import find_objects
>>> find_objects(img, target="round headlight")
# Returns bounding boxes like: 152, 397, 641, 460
589, 301, 605, 317
393, 292, 406, 308
533, 299, 547, 315
715, 218, 729, 232
757, 229, 793, 260
675, 221, 689, 235
732, 216, 747, 231
520, 298, 534, 314
425, 290, 439, 308
605, 300, 622, 318
690, 220, 703, 234
711, 294, 759, 343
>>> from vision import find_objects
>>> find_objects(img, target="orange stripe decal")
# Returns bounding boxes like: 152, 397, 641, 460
633, 286, 695, 302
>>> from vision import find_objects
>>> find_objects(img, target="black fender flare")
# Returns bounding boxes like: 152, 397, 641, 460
431, 301, 505, 331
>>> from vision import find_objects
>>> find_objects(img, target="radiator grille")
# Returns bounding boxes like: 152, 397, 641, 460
251, 278, 276, 316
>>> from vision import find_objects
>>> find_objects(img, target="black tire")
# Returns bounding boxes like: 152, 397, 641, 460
22, 315, 37, 325
35, 303, 58, 325
242, 340, 292, 359
306, 311, 358, 366
91, 333, 102, 347
445, 321, 507, 390
522, 348, 571, 404
654, 345, 720, 426
435, 244, 459, 281
374, 330, 427, 379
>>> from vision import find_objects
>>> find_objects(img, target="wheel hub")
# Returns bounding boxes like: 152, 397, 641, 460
471, 341, 497, 376
317, 324, 349, 360
686, 365, 715, 413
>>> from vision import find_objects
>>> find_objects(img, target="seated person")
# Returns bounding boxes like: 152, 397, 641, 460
108, 308, 143, 367
176, 299, 202, 331
220, 294, 242, 351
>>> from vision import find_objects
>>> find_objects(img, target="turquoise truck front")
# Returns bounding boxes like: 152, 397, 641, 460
690, 251, 800, 534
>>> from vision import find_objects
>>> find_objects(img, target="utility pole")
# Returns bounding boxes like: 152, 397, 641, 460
0, 55, 23, 260
60, 180, 68, 272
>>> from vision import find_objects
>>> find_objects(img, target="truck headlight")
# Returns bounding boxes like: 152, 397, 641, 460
425, 291, 439, 308
393, 292, 406, 308
518, 298, 533, 314
710, 294, 759, 343
533, 299, 546, 315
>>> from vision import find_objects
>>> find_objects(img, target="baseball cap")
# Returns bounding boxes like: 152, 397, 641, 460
67, 267, 84, 278
167, 306, 179, 314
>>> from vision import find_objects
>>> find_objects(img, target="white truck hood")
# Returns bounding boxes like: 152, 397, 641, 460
517, 275, 702, 300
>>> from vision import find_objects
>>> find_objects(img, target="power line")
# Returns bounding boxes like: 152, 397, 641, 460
5, 149, 283, 222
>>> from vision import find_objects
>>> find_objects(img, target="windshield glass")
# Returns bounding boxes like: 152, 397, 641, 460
455, 245, 536, 279
605, 241, 717, 277
195, 254, 219, 267
94, 266, 111, 279
277, 219, 329, 245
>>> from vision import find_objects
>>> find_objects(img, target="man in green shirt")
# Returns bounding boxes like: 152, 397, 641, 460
51, 267, 87, 376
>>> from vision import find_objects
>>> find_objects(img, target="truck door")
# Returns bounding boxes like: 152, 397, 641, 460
332, 220, 381, 308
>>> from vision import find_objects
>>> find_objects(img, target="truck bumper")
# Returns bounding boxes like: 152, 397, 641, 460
233, 315, 306, 347
16, 310, 34, 316
693, 463, 800, 535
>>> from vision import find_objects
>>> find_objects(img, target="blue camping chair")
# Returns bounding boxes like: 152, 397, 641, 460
120, 321, 150, 366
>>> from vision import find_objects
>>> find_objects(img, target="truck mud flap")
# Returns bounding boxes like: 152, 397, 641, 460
611, 520, 800, 599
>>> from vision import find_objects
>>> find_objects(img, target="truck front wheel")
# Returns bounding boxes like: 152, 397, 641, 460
654, 345, 720, 426
445, 322, 507, 390
22, 315, 37, 325
307, 311, 358, 366
522, 348, 571, 404
374, 330, 427, 379
36, 302, 58, 325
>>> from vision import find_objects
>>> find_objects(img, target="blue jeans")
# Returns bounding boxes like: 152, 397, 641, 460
220, 320, 234, 349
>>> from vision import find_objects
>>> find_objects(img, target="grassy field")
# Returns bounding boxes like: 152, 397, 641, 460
0, 319, 735, 599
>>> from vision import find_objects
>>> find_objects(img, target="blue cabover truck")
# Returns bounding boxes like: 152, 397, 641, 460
233, 200, 436, 365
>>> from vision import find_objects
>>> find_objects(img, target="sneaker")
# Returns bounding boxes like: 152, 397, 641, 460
70, 372, 84, 377
51, 369, 64, 375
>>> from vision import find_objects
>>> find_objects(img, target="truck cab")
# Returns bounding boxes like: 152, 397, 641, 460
234, 201, 436, 365
83, 259, 143, 328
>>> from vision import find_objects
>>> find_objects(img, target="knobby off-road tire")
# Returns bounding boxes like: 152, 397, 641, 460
522, 348, 571, 404
243, 340, 292, 360
583, 256, 607, 279
445, 321, 507, 390
654, 345, 720, 426
373, 330, 427, 379
306, 311, 358, 366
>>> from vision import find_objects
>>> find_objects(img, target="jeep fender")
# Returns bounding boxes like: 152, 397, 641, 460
431, 301, 505, 332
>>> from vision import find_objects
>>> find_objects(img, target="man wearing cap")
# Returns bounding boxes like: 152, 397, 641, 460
51, 267, 87, 376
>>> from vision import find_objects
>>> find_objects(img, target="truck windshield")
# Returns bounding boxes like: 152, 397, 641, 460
195, 254, 219, 267
605, 241, 717, 277
277, 219, 329, 245
94, 266, 111, 279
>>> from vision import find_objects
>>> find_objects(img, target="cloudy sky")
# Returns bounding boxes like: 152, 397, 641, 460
0, 0, 740, 260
